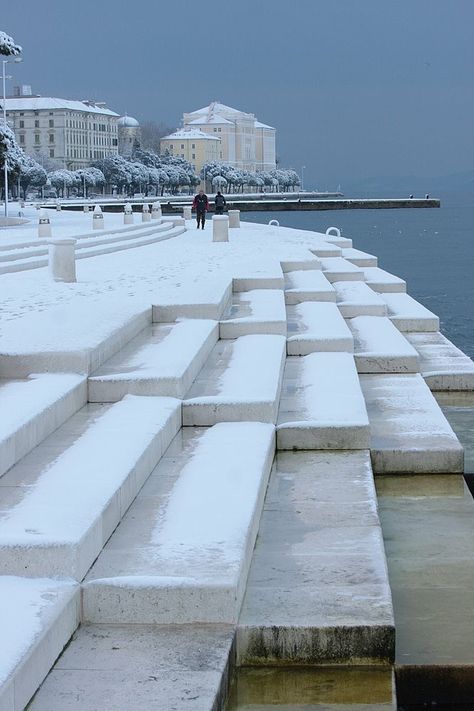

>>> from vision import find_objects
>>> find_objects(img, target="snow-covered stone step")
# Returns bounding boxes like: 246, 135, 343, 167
360, 374, 464, 473
286, 302, 353, 355
342, 247, 378, 267
349, 316, 420, 373
334, 280, 388, 317
308, 242, 342, 258
279, 255, 321, 272
220, 290, 286, 338
405, 332, 474, 391
82, 423, 275, 624
183, 335, 286, 425
0, 374, 86, 479
88, 320, 218, 402
232, 270, 285, 292
381, 293, 440, 332
0, 304, 151, 377
28, 623, 234, 711
276, 353, 370, 450
364, 267, 407, 293
320, 257, 364, 282
237, 450, 395, 665
0, 395, 181, 579
323, 235, 353, 248
284, 269, 336, 304
152, 280, 232, 321
0, 577, 80, 711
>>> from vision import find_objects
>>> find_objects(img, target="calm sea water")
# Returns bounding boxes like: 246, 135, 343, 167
245, 191, 474, 358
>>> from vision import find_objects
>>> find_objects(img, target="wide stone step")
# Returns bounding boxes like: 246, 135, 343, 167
360, 373, 464, 473
405, 331, 474, 391
380, 293, 439, 332
320, 257, 364, 282
342, 247, 378, 267
279, 255, 321, 272
0, 576, 80, 711
237, 450, 395, 665
220, 290, 286, 338
364, 267, 407, 293
88, 320, 218, 401
334, 280, 388, 317
322, 234, 353, 248
276, 353, 370, 450
0, 395, 181, 579
183, 335, 286, 425
349, 316, 420, 373
286, 302, 353, 355
0, 373, 86, 478
28, 623, 234, 711
0, 303, 151, 377
152, 279, 232, 321
284, 269, 336, 304
82, 422, 275, 624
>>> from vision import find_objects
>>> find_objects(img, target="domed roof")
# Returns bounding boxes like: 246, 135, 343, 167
118, 115, 139, 128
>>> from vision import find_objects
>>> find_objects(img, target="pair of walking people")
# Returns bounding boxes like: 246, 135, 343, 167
191, 190, 226, 229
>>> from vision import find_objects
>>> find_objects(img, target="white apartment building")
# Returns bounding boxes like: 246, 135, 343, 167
182, 102, 276, 172
4, 88, 119, 169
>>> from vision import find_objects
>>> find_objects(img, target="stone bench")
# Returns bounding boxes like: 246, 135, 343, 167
82, 422, 275, 624
360, 373, 464, 473
363, 267, 407, 293
237, 450, 394, 665
183, 335, 286, 425
0, 373, 86, 478
276, 353, 370, 450
342, 247, 378, 267
405, 332, 474, 391
88, 320, 218, 401
220, 290, 287, 338
0, 577, 80, 711
349, 316, 420, 373
284, 270, 336, 304
380, 293, 440, 332
334, 280, 388, 317
286, 302, 354, 355
0, 395, 181, 579
320, 257, 365, 282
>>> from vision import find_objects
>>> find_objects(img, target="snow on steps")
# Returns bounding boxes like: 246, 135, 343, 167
363, 267, 407, 293
320, 257, 365, 282
360, 373, 464, 474
0, 395, 181, 579
0, 374, 86, 479
0, 577, 80, 711
82, 423, 275, 624
405, 331, 474, 391
276, 352, 370, 450
286, 302, 353, 355
334, 280, 387, 317
183, 335, 286, 425
152, 280, 232, 321
342, 247, 378, 267
348, 316, 420, 373
88, 320, 218, 401
380, 292, 440, 332
219, 290, 286, 338
284, 269, 336, 304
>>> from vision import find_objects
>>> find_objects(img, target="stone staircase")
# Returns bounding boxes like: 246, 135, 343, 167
0, 236, 472, 710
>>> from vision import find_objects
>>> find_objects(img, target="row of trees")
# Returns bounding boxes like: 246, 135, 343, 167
201, 162, 301, 193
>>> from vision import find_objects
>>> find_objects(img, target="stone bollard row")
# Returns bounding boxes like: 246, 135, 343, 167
213, 215, 229, 242
142, 203, 151, 222
48, 238, 77, 283
228, 209, 240, 228
93, 205, 104, 230
124, 204, 134, 224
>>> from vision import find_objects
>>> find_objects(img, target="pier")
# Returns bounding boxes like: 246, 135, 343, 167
0, 213, 472, 710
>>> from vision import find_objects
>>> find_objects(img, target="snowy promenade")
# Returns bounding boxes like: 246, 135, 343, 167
0, 211, 473, 709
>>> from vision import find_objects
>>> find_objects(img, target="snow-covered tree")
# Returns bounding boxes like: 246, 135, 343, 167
212, 175, 227, 191
94, 155, 132, 193
0, 31, 22, 56
48, 169, 76, 198
18, 158, 47, 198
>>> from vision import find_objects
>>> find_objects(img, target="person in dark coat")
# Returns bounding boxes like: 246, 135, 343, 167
214, 191, 227, 215
192, 190, 209, 229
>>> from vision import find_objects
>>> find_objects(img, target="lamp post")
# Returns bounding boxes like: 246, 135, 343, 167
301, 165, 306, 193
1, 56, 22, 217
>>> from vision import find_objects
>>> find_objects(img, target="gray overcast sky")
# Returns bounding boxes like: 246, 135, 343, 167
2, 0, 473, 187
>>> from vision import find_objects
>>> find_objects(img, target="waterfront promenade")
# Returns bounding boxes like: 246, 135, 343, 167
0, 208, 473, 709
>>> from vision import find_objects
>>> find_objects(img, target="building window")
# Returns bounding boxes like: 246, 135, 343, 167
112, 138, 117, 146
49, 119, 54, 127
181, 144, 184, 149
34, 134, 40, 144
49, 149, 55, 158
192, 153, 195, 159
192, 144, 195, 149
169, 144, 173, 149
218, 128, 221, 132
19, 112, 24, 116
19, 134, 25, 144
214, 128, 217, 132
34, 120, 40, 128
49, 134, 54, 143
19, 120, 24, 128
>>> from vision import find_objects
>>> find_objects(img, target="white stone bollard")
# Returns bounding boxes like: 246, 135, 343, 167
93, 204, 104, 230
38, 210, 52, 238
56, 201, 62, 211
20, 201, 25, 208
228, 210, 240, 228
142, 203, 151, 222
213, 215, 229, 242
83, 204, 90, 213
326, 226, 341, 237
48, 238, 77, 283
151, 202, 162, 220
183, 206, 192, 221
124, 204, 134, 224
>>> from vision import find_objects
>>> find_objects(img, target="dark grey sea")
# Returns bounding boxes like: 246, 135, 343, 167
245, 191, 474, 359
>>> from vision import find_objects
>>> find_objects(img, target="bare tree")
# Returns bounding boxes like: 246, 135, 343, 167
139, 121, 174, 154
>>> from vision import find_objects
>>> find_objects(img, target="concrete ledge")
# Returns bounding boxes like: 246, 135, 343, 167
381, 293, 440, 332
334, 280, 388, 317
284, 270, 336, 304
349, 316, 420, 373
279, 256, 321, 272
405, 332, 474, 391
232, 274, 285, 291
320, 257, 364, 282
286, 302, 354, 355
152, 281, 232, 322
342, 247, 378, 267
220, 290, 286, 338
183, 335, 286, 425
364, 267, 407, 293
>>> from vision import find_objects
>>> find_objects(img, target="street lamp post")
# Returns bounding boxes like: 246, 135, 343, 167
301, 165, 306, 193
1, 56, 22, 218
